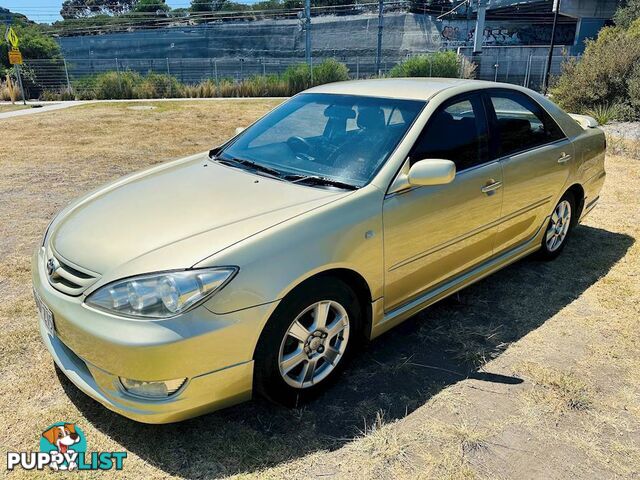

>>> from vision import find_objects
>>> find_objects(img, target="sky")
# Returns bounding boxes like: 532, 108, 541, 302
0, 1, 202, 24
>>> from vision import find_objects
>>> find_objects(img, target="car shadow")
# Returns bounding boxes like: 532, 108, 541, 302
58, 225, 634, 478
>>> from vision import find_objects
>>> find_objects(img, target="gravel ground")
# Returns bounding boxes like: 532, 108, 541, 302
601, 121, 640, 140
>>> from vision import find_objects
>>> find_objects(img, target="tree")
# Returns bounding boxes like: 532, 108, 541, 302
1, 21, 61, 71
191, 0, 213, 11
133, 0, 171, 13
190, 0, 229, 12
0, 6, 30, 23
60, 0, 136, 19
614, 0, 640, 29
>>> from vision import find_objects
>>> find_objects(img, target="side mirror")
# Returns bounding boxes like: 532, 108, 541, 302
235, 127, 245, 135
407, 159, 456, 187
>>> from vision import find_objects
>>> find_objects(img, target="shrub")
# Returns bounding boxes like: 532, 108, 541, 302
388, 51, 472, 78
40, 88, 75, 101
134, 73, 183, 98
72, 70, 142, 100
235, 75, 283, 97
312, 58, 350, 86
629, 62, 640, 112
280, 59, 350, 95
550, 16, 640, 120
41, 59, 350, 100
261, 74, 289, 96
282, 63, 312, 94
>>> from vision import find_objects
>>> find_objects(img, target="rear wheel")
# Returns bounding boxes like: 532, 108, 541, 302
537, 192, 576, 260
254, 278, 362, 407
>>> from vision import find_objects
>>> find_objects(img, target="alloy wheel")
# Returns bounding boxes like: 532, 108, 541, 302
278, 300, 350, 389
546, 200, 572, 252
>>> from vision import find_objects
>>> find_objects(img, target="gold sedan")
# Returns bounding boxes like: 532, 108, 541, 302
32, 78, 606, 423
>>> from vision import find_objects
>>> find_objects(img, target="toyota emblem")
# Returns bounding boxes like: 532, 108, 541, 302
46, 258, 57, 276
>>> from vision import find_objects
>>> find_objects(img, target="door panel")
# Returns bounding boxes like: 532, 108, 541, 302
484, 89, 572, 254
495, 140, 572, 253
383, 162, 503, 312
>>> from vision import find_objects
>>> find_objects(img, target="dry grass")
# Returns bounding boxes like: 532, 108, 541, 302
605, 134, 640, 160
0, 103, 30, 113
1, 103, 639, 479
519, 363, 592, 415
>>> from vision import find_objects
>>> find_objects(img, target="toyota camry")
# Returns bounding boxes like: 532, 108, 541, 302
33, 78, 606, 423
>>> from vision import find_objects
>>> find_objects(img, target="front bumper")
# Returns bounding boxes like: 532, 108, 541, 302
32, 248, 279, 423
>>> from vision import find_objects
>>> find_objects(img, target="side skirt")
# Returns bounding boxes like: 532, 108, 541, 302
369, 220, 547, 339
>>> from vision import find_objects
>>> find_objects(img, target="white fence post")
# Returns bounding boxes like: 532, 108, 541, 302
63, 57, 72, 93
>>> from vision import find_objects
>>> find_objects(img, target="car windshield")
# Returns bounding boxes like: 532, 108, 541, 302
217, 93, 425, 188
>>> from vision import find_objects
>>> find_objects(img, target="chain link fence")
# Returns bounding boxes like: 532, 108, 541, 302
17, 49, 576, 100
457, 47, 576, 92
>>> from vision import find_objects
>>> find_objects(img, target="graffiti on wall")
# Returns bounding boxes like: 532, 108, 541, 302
439, 21, 576, 46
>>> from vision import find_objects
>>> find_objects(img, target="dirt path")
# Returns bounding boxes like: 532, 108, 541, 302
1, 102, 638, 479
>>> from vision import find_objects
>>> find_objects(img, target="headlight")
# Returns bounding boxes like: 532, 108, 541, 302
85, 268, 237, 319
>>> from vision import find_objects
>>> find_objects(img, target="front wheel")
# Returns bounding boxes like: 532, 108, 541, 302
253, 278, 362, 407
537, 192, 576, 260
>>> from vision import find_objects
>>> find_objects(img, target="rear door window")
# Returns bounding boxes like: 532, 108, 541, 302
487, 90, 566, 157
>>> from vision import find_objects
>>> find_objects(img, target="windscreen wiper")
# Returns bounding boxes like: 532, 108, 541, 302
212, 155, 285, 180
288, 175, 359, 190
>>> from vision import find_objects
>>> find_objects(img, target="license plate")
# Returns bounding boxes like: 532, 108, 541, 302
34, 290, 55, 337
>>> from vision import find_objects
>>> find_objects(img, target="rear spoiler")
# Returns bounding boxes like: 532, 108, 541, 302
569, 113, 599, 129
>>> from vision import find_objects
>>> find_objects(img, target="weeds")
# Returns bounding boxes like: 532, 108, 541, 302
356, 410, 411, 467
586, 104, 620, 125
519, 363, 592, 414
2, 74, 20, 102
441, 421, 489, 455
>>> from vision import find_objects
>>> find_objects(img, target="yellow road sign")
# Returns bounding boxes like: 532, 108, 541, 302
9, 48, 22, 65
6, 26, 19, 48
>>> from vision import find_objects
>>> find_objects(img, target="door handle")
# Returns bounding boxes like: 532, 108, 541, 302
481, 181, 503, 194
557, 152, 572, 164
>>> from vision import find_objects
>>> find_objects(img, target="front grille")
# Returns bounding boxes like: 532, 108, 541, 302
45, 250, 99, 296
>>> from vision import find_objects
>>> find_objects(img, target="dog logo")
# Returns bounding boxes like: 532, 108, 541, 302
6, 422, 126, 471
41, 423, 82, 471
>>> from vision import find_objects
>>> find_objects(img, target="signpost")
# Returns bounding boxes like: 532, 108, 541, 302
4, 25, 27, 105
8, 49, 22, 64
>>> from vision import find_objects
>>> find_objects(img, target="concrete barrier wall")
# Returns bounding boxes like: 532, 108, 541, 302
58, 12, 576, 61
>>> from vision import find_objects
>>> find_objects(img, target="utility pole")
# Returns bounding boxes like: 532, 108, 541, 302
376, 0, 384, 76
543, 0, 561, 94
466, 0, 472, 41
304, 0, 311, 69
473, 0, 486, 54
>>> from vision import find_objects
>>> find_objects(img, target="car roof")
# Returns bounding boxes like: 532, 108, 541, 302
305, 78, 499, 101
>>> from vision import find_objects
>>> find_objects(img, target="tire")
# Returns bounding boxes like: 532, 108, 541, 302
253, 277, 362, 407
537, 191, 576, 261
